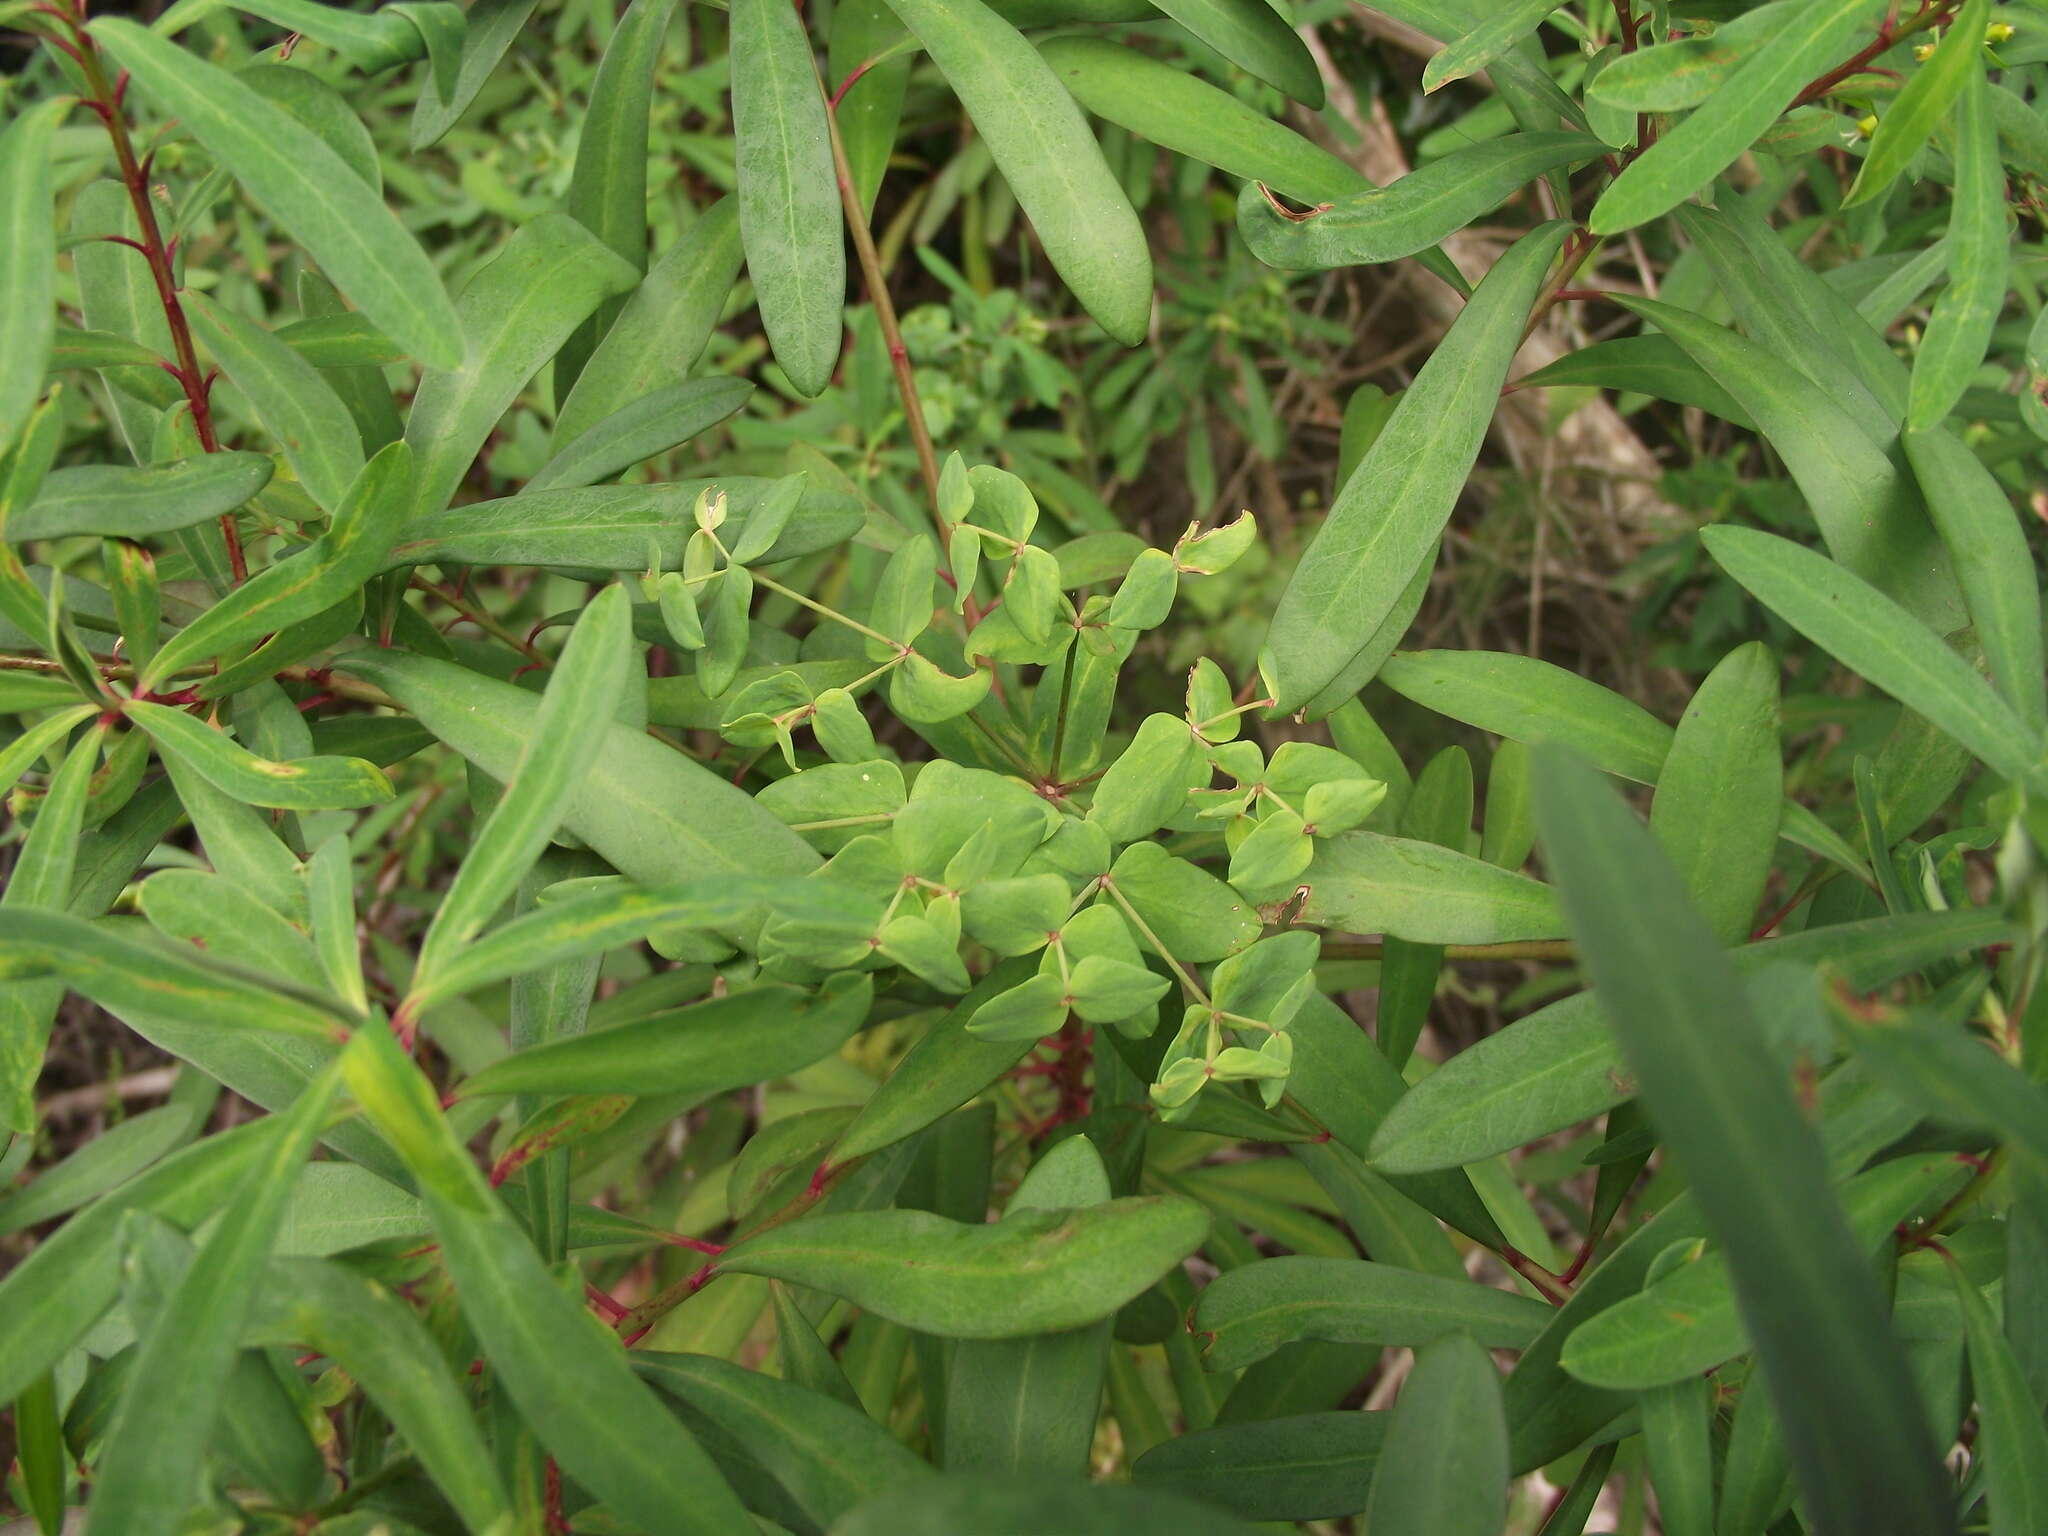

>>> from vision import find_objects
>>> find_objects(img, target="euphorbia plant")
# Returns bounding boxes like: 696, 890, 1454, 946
2, 0, 2047, 1532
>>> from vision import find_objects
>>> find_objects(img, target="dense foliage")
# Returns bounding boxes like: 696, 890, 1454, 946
2, 0, 2047, 1531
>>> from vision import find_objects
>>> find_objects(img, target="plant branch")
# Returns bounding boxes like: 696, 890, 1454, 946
59, 3, 245, 583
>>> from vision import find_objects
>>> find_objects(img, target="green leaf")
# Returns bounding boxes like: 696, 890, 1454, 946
414, 586, 632, 986
831, 1474, 1263, 1535
1368, 907, 2011, 1173
410, 0, 539, 148
1193, 1256, 1551, 1372
1648, 641, 1779, 946
459, 974, 871, 1098
879, 0, 1153, 344
1148, 0, 1322, 105
1262, 223, 1568, 710
1903, 427, 2046, 735
1108, 841, 1262, 961
138, 869, 326, 993
184, 291, 364, 512
557, 0, 679, 399
8, 455, 274, 541
1299, 830, 1563, 943
86, 1066, 339, 1536
1529, 744, 1955, 1536
1243, 137, 1599, 271
402, 212, 640, 519
125, 700, 393, 811
1039, 38, 1361, 209
1950, 1254, 2048, 1536
1638, 1375, 1714, 1536
1135, 1410, 1388, 1522
890, 651, 993, 724
1088, 713, 1202, 843
0, 1123, 269, 1404
529, 379, 752, 494
1421, 0, 1559, 93
386, 478, 859, 570
1585, 2, 1797, 111
1515, 335, 1757, 427
554, 198, 745, 446
89, 19, 460, 369
0, 99, 66, 455
1909, 65, 2006, 430
247, 1256, 510, 1531
0, 1098, 207, 1239
1558, 1153, 1967, 1390
1588, 0, 1887, 234
139, 443, 411, 690
340, 1023, 752, 1535
943, 1136, 1115, 1475
731, 0, 845, 398
334, 651, 818, 885
632, 1351, 936, 1528
1363, 1333, 1507, 1536
719, 1196, 1209, 1337
1700, 525, 2039, 783
1615, 296, 1958, 627
1847, 0, 1987, 206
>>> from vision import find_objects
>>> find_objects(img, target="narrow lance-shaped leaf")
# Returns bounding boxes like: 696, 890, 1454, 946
1529, 744, 1955, 1536
402, 212, 640, 521
139, 442, 413, 690
1366, 1333, 1509, 1536
731, 0, 845, 398
1039, 39, 1470, 296
413, 585, 632, 989
1949, 1253, 2048, 1536
0, 720, 105, 1133
1147, 0, 1322, 106
1237, 133, 1603, 272
184, 291, 364, 511
0, 99, 68, 455
1195, 1254, 1550, 1373
1908, 60, 2009, 430
528, 378, 752, 493
719, 1197, 1211, 1337
1700, 525, 2039, 784
1261, 223, 1569, 711
333, 651, 818, 885
1903, 427, 2047, 736
455, 973, 873, 1099
340, 1022, 753, 1536
879, 0, 1153, 345
9, 455, 275, 542
89, 19, 461, 368
1614, 295, 1959, 628
554, 197, 745, 446
557, 0, 680, 400
1421, 0, 1561, 93
1846, 0, 1988, 207
125, 700, 395, 811
1589, 0, 1887, 233
83, 1065, 340, 1536
1649, 641, 1780, 946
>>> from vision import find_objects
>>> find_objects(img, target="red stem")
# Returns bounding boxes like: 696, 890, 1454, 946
59, 2, 245, 582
